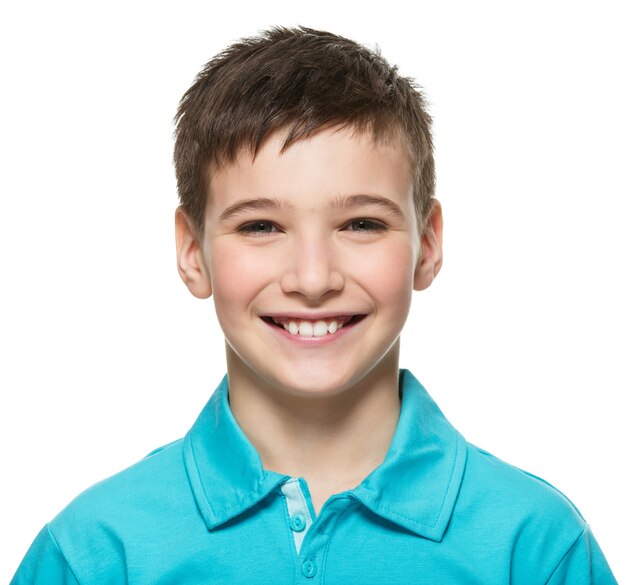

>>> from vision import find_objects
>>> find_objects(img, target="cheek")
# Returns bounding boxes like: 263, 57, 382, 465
208, 242, 268, 310
349, 240, 416, 312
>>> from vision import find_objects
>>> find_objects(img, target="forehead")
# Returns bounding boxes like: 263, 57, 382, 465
205, 126, 414, 217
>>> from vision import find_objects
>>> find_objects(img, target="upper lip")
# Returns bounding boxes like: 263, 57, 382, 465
260, 312, 366, 321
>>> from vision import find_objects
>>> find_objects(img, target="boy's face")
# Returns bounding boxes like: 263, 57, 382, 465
176, 127, 442, 398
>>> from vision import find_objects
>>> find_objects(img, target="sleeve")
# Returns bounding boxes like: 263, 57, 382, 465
546, 524, 618, 585
10, 525, 80, 585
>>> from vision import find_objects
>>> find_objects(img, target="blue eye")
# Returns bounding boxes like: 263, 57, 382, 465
345, 219, 387, 232
237, 221, 280, 236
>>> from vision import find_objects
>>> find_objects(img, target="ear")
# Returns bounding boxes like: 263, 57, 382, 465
413, 200, 443, 291
175, 208, 212, 299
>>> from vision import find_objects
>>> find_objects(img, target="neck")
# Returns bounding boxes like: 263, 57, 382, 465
226, 347, 402, 503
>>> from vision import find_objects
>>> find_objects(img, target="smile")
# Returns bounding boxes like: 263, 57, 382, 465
261, 315, 366, 338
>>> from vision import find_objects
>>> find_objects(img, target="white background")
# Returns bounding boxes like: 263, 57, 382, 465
1, 1, 624, 581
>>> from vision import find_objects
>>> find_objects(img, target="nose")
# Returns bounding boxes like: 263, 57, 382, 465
280, 234, 345, 300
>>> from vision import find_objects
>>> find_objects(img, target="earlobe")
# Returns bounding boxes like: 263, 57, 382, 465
413, 200, 443, 291
175, 208, 212, 299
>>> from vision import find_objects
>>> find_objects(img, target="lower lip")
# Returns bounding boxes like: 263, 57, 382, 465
263, 319, 363, 346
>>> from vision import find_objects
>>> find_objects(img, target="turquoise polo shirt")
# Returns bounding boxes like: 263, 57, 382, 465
12, 370, 616, 584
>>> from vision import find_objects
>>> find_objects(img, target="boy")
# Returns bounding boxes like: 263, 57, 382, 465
11, 26, 616, 584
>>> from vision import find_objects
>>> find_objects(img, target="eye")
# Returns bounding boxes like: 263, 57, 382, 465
344, 218, 388, 232
237, 220, 281, 236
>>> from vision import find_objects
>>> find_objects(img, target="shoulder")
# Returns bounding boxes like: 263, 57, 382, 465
52, 438, 188, 526
456, 443, 589, 579
462, 443, 584, 523
464, 444, 581, 507
44, 439, 193, 582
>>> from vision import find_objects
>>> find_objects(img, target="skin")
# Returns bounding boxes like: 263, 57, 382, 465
176, 126, 443, 513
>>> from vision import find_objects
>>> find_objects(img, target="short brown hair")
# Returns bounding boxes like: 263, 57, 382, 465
174, 26, 435, 234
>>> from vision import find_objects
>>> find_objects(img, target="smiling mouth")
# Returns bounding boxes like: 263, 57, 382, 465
261, 315, 366, 338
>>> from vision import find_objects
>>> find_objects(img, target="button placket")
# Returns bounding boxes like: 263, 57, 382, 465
295, 496, 354, 584
280, 478, 313, 555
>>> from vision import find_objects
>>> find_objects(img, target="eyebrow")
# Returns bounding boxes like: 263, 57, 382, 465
218, 193, 405, 222
330, 194, 405, 218
219, 197, 290, 222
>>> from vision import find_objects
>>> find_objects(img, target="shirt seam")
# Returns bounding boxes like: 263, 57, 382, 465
45, 524, 83, 585
543, 523, 588, 585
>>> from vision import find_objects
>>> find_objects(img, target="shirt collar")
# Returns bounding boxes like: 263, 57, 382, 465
183, 375, 287, 530
352, 370, 467, 541
183, 370, 467, 542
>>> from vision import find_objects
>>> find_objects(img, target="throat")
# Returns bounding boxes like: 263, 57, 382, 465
253, 400, 400, 509
225, 348, 402, 508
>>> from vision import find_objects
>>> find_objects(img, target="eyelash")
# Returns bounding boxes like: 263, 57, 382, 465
237, 221, 280, 236
344, 219, 388, 232
237, 219, 388, 236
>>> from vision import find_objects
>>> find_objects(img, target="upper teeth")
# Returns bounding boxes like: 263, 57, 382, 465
277, 319, 344, 337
